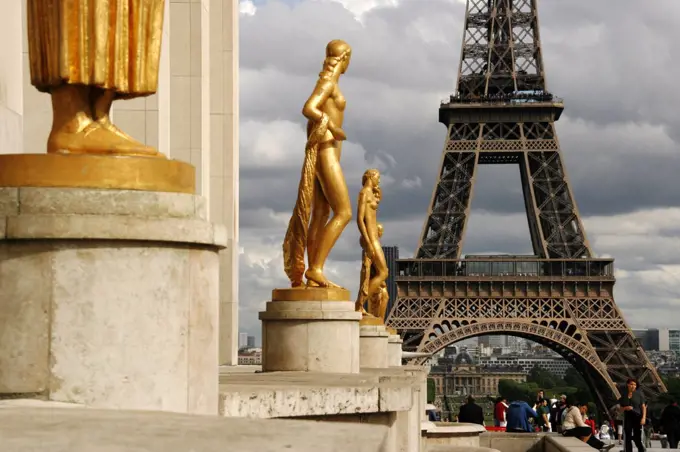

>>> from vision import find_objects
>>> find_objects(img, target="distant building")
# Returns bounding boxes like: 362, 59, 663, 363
238, 349, 262, 365
247, 335, 256, 348
480, 355, 571, 378
382, 246, 399, 320
479, 335, 507, 348
238, 332, 248, 349
670, 330, 680, 354
634, 329, 660, 351
633, 328, 680, 353
430, 364, 526, 398
654, 329, 680, 354
659, 329, 670, 351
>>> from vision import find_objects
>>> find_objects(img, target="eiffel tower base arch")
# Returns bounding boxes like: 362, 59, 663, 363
409, 320, 619, 414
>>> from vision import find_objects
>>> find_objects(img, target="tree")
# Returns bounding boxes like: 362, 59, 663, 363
427, 378, 436, 404
498, 379, 532, 403
527, 365, 566, 390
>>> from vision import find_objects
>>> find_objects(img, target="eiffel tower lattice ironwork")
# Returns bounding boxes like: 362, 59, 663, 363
385, 0, 666, 411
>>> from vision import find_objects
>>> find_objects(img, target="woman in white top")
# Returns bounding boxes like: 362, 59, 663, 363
563, 401, 614, 452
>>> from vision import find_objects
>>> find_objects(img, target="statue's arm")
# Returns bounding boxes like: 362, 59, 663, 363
302, 80, 333, 122
302, 80, 346, 140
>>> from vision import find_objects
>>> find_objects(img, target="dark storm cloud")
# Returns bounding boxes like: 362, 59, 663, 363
240, 0, 680, 224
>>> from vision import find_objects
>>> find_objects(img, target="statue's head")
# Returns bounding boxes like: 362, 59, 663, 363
362, 168, 380, 187
377, 223, 384, 238
324, 40, 352, 75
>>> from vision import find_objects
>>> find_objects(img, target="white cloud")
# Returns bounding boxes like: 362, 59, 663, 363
239, 0, 257, 15
313, 0, 398, 20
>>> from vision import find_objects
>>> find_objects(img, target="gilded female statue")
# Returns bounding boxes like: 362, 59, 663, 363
355, 169, 388, 317
283, 40, 352, 289
27, 0, 164, 156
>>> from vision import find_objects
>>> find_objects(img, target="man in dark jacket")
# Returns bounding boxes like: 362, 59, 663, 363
458, 396, 484, 425
661, 400, 680, 449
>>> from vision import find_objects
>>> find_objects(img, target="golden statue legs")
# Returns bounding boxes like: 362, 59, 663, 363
366, 246, 388, 299
47, 84, 161, 157
305, 145, 351, 288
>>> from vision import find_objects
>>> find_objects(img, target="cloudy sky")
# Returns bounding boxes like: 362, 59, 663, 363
237, 0, 680, 341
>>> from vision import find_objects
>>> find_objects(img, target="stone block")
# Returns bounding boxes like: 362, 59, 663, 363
16, 187, 201, 219
422, 422, 487, 449
360, 325, 390, 369
387, 334, 403, 367
0, 188, 18, 216
218, 369, 416, 419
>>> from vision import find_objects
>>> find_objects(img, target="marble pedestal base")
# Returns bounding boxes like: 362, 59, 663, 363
260, 300, 361, 373
0, 187, 226, 414
387, 335, 403, 367
359, 325, 390, 369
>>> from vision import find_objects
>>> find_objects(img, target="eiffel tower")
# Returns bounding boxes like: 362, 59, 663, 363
385, 0, 666, 411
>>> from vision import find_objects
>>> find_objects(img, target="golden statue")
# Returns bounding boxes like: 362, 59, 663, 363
355, 169, 389, 321
282, 40, 352, 289
27, 0, 165, 157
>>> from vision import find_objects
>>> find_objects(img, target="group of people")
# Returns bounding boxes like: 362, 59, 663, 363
452, 378, 680, 452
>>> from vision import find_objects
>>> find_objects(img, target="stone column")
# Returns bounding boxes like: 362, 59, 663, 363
212, 0, 240, 367
0, 184, 225, 414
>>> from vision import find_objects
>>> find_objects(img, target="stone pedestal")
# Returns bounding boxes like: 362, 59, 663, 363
359, 325, 390, 368
387, 335, 403, 367
260, 289, 361, 373
0, 187, 226, 414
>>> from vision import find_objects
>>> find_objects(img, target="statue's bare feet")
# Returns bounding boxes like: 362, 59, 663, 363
305, 268, 342, 289
96, 115, 163, 157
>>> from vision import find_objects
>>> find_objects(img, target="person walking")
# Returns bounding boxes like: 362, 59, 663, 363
619, 379, 647, 452
661, 399, 680, 449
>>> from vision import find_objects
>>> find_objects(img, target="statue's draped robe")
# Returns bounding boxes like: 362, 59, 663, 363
27, 0, 164, 98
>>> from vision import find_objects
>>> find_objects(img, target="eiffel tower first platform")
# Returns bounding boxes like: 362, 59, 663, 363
385, 0, 666, 411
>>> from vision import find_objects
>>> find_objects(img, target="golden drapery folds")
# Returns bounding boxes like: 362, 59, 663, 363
26, 0, 165, 156
27, 0, 164, 97
282, 115, 330, 287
